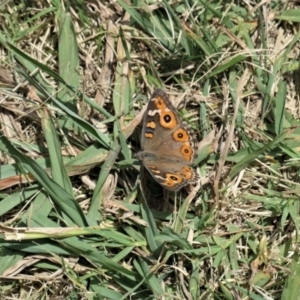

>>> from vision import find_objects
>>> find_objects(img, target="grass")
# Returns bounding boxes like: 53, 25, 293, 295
0, 0, 300, 299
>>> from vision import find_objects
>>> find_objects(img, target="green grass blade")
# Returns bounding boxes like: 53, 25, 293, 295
133, 257, 164, 297
229, 128, 294, 179
274, 79, 286, 135
57, 11, 80, 105
40, 108, 73, 195
0, 135, 87, 227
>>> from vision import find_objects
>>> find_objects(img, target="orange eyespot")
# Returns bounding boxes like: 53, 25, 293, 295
180, 166, 193, 179
159, 111, 177, 129
164, 173, 183, 186
181, 144, 193, 161
173, 128, 189, 142
153, 96, 167, 109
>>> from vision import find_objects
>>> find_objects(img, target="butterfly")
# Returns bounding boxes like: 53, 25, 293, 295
136, 89, 198, 191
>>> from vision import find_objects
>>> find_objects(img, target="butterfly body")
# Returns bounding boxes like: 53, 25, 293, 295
136, 89, 198, 191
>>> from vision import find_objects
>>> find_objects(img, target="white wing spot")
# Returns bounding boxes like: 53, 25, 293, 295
148, 109, 161, 116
